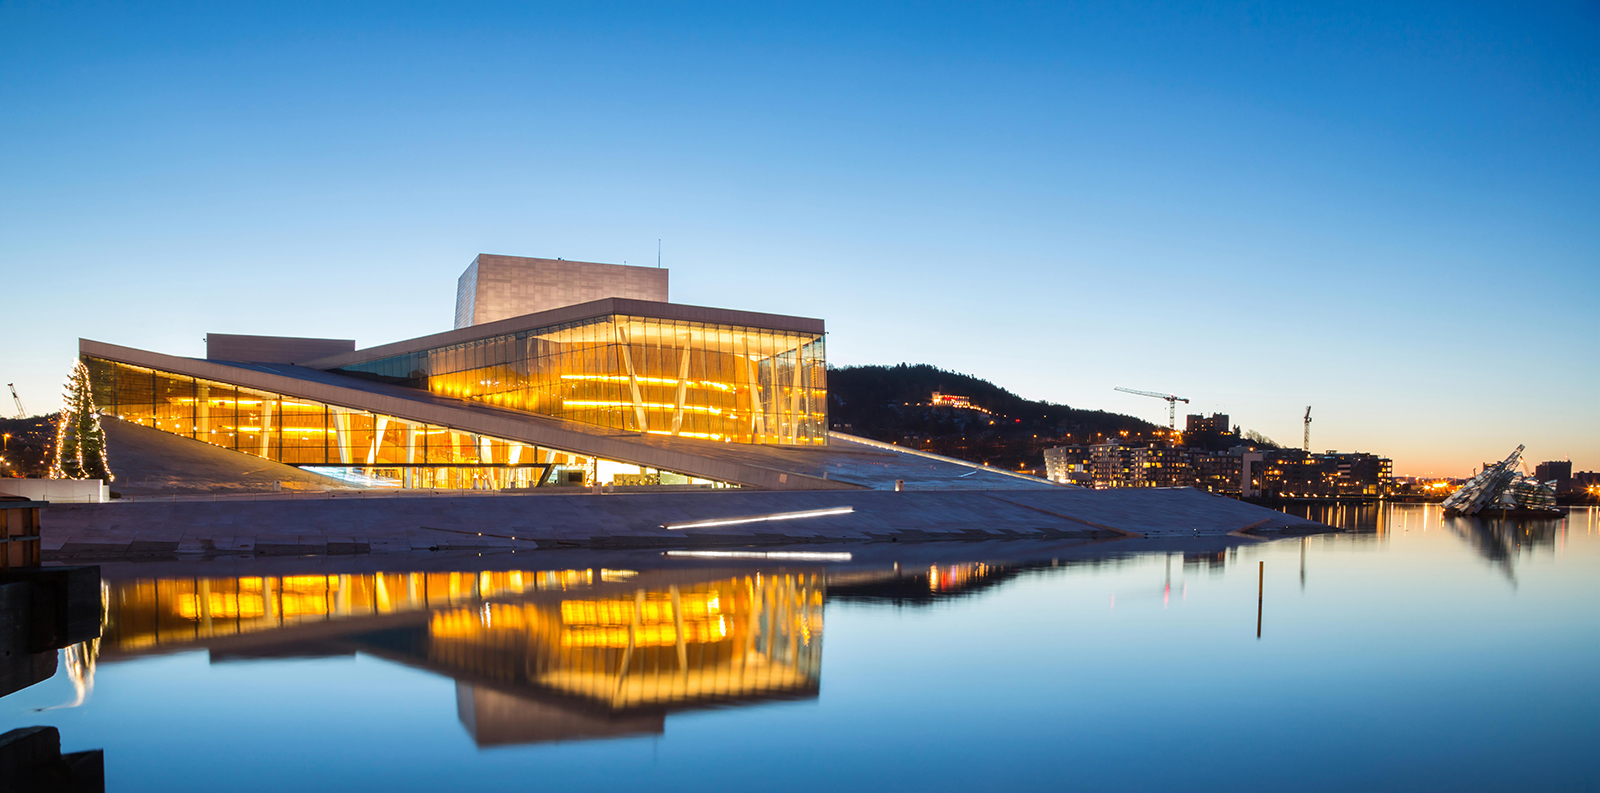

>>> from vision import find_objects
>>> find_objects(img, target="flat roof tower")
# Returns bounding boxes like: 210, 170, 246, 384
455, 254, 669, 328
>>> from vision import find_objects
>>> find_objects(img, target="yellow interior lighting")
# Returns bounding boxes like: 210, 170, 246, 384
561, 400, 725, 415
560, 593, 722, 625
559, 374, 737, 392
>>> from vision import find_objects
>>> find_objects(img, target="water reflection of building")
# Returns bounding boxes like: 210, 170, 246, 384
426, 575, 822, 743
100, 568, 823, 747
1279, 502, 1389, 535
1445, 513, 1565, 582
1182, 550, 1228, 573
102, 570, 590, 652
827, 562, 1017, 605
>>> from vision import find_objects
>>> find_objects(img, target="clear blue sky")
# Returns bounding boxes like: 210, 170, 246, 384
2, 2, 1595, 476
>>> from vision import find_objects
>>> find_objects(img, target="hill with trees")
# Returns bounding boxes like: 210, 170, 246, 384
826, 364, 1163, 473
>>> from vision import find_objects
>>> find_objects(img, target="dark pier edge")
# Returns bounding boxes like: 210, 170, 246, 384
0, 726, 104, 793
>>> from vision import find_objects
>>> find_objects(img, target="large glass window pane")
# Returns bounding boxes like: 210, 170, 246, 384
279, 401, 326, 464
84, 358, 118, 414
152, 372, 192, 437
235, 387, 277, 460
113, 363, 156, 426
196, 381, 237, 448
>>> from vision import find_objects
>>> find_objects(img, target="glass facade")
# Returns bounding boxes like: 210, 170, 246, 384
83, 356, 721, 490
334, 314, 827, 445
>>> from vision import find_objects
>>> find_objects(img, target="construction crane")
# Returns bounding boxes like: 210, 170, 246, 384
1113, 386, 1189, 430
7, 384, 26, 419
1303, 406, 1312, 452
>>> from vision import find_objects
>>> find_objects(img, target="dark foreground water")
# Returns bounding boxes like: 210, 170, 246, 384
4, 504, 1597, 792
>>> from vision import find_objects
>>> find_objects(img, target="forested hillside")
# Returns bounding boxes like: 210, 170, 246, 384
826, 364, 1160, 473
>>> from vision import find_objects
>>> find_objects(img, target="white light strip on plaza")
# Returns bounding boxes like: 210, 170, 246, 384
663, 550, 853, 561
663, 506, 854, 530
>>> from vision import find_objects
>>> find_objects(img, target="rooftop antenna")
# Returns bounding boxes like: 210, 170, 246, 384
1303, 406, 1312, 452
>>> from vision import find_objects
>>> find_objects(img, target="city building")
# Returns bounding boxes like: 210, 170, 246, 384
1047, 440, 1391, 498
1181, 412, 1239, 451
1184, 413, 1230, 435
930, 392, 973, 409
1079, 441, 1193, 489
1042, 444, 1092, 487
85, 299, 825, 490
1139, 444, 1193, 488
1190, 449, 1244, 494
1574, 471, 1600, 495
1534, 460, 1573, 492
82, 253, 819, 490
80, 252, 1053, 493
1089, 441, 1144, 489
1243, 449, 1392, 499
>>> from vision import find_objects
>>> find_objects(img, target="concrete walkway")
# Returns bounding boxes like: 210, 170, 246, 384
42, 487, 1330, 558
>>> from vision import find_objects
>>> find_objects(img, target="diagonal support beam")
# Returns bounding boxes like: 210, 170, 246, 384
616, 323, 648, 433
672, 340, 691, 435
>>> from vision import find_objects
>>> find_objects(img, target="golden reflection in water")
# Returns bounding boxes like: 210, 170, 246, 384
63, 639, 98, 706
102, 569, 593, 652
427, 574, 823, 714
99, 567, 825, 745
928, 563, 992, 592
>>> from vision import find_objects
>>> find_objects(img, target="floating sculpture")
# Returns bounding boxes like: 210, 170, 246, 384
1442, 445, 1560, 517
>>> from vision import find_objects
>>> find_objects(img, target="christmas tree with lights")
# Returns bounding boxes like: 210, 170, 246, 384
50, 361, 112, 481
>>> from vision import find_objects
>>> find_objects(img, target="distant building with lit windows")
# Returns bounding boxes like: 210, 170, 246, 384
1081, 441, 1194, 489
1047, 440, 1390, 498
1242, 449, 1392, 499
930, 392, 972, 409
1184, 413, 1230, 434
1042, 444, 1092, 487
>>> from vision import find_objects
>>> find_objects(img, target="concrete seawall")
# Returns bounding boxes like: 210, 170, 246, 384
41, 487, 1330, 558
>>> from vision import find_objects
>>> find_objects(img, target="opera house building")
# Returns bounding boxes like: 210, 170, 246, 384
81, 254, 843, 491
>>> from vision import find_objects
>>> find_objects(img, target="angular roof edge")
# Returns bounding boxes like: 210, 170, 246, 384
77, 338, 855, 492
303, 297, 826, 370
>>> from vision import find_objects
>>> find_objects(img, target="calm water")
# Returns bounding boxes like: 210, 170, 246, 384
4, 504, 1597, 792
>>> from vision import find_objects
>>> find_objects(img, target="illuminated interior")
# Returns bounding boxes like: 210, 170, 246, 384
83, 357, 726, 489
334, 314, 827, 445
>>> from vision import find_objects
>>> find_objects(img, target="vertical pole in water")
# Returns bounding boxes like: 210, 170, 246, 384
1257, 561, 1264, 638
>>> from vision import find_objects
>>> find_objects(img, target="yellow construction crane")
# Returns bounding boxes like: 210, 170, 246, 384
1303, 406, 1312, 452
1113, 386, 1189, 430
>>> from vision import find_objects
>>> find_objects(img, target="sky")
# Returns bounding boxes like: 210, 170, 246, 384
1, 1, 1595, 477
